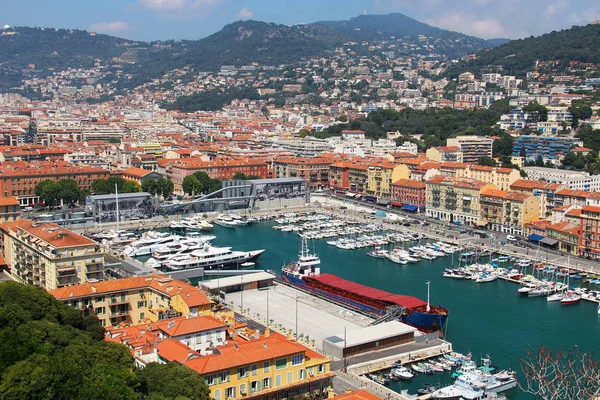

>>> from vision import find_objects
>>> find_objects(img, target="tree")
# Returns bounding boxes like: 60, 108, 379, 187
520, 346, 600, 400
568, 100, 593, 127
478, 156, 497, 167
142, 179, 157, 195
233, 172, 248, 180
535, 155, 545, 167
492, 133, 514, 157
523, 102, 548, 122
155, 177, 174, 199
520, 146, 527, 158
182, 175, 200, 196
34, 179, 60, 207
137, 363, 210, 400
92, 177, 140, 195
57, 179, 80, 205
108, 137, 121, 144
298, 128, 310, 138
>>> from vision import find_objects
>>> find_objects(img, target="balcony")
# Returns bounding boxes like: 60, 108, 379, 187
109, 298, 129, 305
109, 309, 129, 317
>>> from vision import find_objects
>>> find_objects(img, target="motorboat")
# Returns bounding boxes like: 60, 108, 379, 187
390, 366, 413, 380
367, 246, 389, 259
476, 274, 498, 283
368, 374, 389, 386
214, 216, 239, 228
148, 243, 264, 271
417, 383, 439, 395
560, 291, 581, 305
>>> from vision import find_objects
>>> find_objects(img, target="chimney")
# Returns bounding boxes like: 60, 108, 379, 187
327, 388, 335, 399
91, 285, 97, 293
264, 328, 270, 337
262, 342, 267, 349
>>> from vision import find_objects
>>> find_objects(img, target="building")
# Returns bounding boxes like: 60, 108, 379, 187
49, 275, 211, 327
425, 176, 494, 225
426, 146, 463, 163
512, 136, 576, 162
366, 162, 408, 199
446, 136, 493, 164
510, 179, 566, 220
0, 220, 105, 290
273, 157, 332, 189
323, 321, 416, 360
390, 179, 426, 209
522, 167, 600, 191
578, 206, 600, 259
0, 162, 109, 206
439, 163, 520, 191
85, 192, 155, 223
341, 130, 366, 140
545, 221, 580, 255
0, 196, 19, 222
479, 188, 508, 230
501, 192, 540, 235
122, 167, 164, 185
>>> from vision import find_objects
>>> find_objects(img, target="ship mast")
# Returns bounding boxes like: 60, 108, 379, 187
426, 281, 431, 312
300, 236, 309, 258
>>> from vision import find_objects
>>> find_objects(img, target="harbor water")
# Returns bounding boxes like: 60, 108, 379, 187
191, 221, 599, 398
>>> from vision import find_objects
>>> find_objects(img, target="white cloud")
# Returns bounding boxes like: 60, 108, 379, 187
426, 12, 509, 38
235, 7, 254, 19
89, 21, 131, 33
544, 0, 568, 20
137, 0, 221, 11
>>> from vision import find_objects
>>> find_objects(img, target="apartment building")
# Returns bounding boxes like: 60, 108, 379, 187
49, 275, 211, 327
348, 163, 369, 195
480, 188, 508, 229
366, 162, 408, 199
425, 176, 494, 225
0, 196, 19, 223
390, 179, 426, 209
184, 333, 333, 400
0, 161, 110, 206
167, 158, 270, 194
439, 163, 520, 191
501, 193, 540, 235
578, 206, 600, 259
426, 146, 463, 163
328, 161, 351, 192
274, 157, 332, 189
446, 136, 493, 164
0, 220, 105, 290
512, 136, 576, 162
509, 179, 566, 220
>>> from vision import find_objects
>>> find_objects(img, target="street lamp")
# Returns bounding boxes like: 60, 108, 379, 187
295, 295, 299, 340
266, 288, 270, 326
240, 275, 244, 314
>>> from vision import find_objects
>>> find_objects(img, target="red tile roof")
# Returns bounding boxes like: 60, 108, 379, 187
0, 196, 18, 207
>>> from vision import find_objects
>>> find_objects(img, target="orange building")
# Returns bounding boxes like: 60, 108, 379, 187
0, 161, 109, 206
273, 157, 332, 189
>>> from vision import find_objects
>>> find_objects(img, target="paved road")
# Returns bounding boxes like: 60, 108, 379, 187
313, 194, 600, 274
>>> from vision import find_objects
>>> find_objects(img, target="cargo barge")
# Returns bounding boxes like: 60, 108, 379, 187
281, 237, 448, 331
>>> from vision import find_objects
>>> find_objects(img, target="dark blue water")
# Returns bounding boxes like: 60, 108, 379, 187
200, 222, 600, 398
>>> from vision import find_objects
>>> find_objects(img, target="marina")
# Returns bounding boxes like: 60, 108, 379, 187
193, 213, 599, 399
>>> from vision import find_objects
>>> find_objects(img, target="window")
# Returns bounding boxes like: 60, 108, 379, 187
120, 294, 126, 302
137, 300, 146, 308
263, 361, 270, 372
287, 372, 293, 384
250, 380, 259, 393
275, 375, 281, 387
251, 364, 258, 376
262, 377, 270, 389
206, 375, 217, 386
240, 383, 247, 396
95, 296, 104, 302
291, 354, 304, 366
298, 369, 305, 380
318, 364, 325, 374
238, 366, 248, 378
139, 312, 145, 320
94, 307, 105, 314
225, 387, 236, 399
275, 358, 287, 370
220, 371, 229, 383
307, 367, 314, 377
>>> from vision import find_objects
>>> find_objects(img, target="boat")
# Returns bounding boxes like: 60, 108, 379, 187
214, 216, 239, 228
476, 274, 498, 283
411, 363, 426, 373
560, 291, 581, 305
367, 246, 388, 259
147, 243, 264, 271
368, 374, 389, 386
390, 366, 413, 380
417, 383, 439, 395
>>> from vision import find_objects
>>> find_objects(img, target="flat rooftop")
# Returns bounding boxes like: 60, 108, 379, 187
200, 272, 275, 290
324, 320, 416, 349
225, 284, 372, 353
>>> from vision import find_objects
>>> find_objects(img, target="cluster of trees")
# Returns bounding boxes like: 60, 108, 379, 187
575, 124, 600, 151
141, 178, 175, 199
0, 281, 210, 400
568, 100, 593, 127
91, 176, 141, 195
232, 172, 260, 180
182, 171, 222, 197
163, 86, 261, 112
34, 179, 81, 207
317, 101, 510, 150
561, 150, 600, 175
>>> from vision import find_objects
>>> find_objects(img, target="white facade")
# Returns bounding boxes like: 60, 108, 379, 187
522, 167, 600, 191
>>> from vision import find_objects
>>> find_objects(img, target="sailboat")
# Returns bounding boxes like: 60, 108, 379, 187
548, 256, 569, 302
560, 265, 581, 305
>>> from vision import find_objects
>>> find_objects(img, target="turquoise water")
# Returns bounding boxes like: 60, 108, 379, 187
196, 222, 600, 398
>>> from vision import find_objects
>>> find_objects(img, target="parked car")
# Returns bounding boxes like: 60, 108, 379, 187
506, 235, 517, 241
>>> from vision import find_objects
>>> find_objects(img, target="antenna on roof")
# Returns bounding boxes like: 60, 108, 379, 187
167, 321, 176, 329
234, 342, 239, 350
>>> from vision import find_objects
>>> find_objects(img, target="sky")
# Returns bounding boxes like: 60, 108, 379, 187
3, 0, 600, 42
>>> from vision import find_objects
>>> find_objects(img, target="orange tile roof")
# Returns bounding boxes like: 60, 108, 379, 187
582, 205, 600, 213
334, 390, 381, 400
49, 275, 210, 306
155, 338, 201, 363
391, 179, 426, 189
565, 208, 582, 217
154, 316, 227, 337
3, 220, 94, 248
480, 188, 508, 198
556, 189, 593, 198
0, 196, 18, 207
184, 333, 310, 374
123, 167, 154, 178
504, 192, 531, 201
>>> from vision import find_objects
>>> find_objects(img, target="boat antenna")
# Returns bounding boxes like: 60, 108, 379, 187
426, 281, 431, 312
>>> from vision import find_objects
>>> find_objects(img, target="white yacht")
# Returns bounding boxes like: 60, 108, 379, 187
147, 243, 264, 271
124, 233, 177, 257
214, 216, 239, 228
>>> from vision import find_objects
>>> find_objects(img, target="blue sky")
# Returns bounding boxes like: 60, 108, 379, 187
3, 0, 600, 41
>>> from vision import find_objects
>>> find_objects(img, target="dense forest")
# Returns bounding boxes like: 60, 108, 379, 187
0, 281, 210, 400
446, 23, 600, 79
163, 86, 262, 112
316, 100, 510, 150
